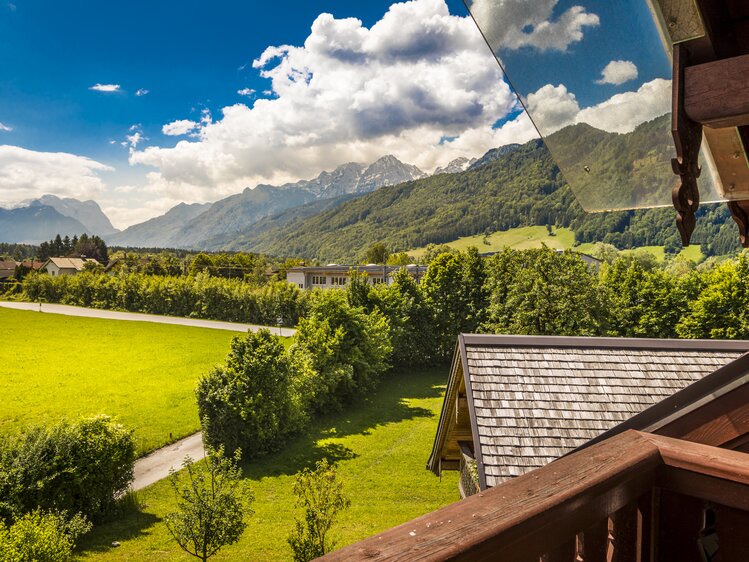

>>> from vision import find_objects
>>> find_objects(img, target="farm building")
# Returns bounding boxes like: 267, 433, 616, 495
41, 257, 101, 276
0, 260, 17, 282
286, 264, 426, 290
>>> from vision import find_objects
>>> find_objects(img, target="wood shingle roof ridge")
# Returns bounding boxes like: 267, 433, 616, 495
460, 333, 749, 351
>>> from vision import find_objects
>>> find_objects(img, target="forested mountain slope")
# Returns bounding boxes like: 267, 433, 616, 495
222, 133, 739, 261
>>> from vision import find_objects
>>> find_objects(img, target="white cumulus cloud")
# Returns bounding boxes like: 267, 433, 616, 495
162, 119, 200, 136
525, 78, 671, 135
0, 145, 113, 207
237, 88, 255, 96
135, 88, 150, 96
468, 0, 599, 52
0, 123, 11, 132
596, 60, 638, 85
89, 83, 121, 92
130, 0, 518, 200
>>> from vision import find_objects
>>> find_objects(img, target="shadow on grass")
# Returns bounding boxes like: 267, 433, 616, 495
77, 366, 450, 553
77, 494, 161, 555
241, 366, 449, 479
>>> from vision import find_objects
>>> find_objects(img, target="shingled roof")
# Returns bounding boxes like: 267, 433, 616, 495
427, 334, 749, 490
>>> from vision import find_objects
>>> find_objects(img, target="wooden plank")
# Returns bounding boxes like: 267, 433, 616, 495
610, 503, 639, 562
655, 382, 749, 448
581, 519, 608, 562
641, 433, 749, 487
656, 467, 749, 512
544, 536, 576, 562
715, 504, 749, 561
656, 491, 703, 562
320, 431, 660, 562
685, 54, 749, 128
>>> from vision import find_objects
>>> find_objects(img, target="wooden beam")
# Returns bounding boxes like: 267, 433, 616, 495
685, 54, 749, 128
655, 383, 749, 448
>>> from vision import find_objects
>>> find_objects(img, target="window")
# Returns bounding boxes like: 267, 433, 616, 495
331, 276, 347, 286
371, 277, 384, 285
311, 275, 327, 285
298, 283, 304, 289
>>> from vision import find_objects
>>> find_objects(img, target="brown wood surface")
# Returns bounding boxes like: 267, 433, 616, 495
685, 54, 749, 128
320, 432, 749, 562
656, 384, 749, 448
319, 431, 661, 561
656, 491, 703, 562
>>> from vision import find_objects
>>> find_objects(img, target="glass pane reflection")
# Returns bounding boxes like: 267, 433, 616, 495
464, 0, 724, 212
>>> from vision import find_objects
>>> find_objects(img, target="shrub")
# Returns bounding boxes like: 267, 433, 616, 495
0, 416, 135, 522
196, 330, 300, 457
290, 291, 392, 412
165, 448, 252, 562
0, 510, 91, 562
287, 459, 350, 562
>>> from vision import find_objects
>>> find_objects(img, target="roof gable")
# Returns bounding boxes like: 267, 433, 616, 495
429, 334, 749, 489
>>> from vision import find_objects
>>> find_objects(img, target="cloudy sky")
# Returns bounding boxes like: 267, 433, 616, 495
0, 0, 670, 229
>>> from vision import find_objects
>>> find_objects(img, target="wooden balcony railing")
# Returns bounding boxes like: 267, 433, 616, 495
319, 430, 749, 562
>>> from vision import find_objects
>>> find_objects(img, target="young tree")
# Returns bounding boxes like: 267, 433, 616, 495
288, 459, 350, 562
0, 509, 91, 562
165, 447, 253, 562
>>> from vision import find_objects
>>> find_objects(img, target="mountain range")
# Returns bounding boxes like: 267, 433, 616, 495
1, 119, 739, 257
0, 153, 431, 248
0, 195, 117, 244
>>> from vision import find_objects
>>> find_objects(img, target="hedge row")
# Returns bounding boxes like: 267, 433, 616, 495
20, 272, 309, 327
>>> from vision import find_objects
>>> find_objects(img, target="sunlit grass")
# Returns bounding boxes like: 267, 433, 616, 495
0, 307, 252, 454
409, 226, 575, 257
77, 367, 459, 561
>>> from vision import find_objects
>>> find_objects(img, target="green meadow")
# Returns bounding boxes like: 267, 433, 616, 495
407, 225, 704, 263
0, 307, 241, 454
78, 367, 458, 561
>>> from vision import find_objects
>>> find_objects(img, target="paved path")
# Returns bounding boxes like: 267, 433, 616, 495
133, 432, 205, 491
0, 301, 296, 336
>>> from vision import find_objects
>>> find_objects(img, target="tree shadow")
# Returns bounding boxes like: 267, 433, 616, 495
240, 366, 449, 478
76, 496, 161, 555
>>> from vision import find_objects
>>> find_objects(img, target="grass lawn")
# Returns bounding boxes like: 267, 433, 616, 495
407, 225, 704, 264
409, 225, 576, 258
0, 307, 245, 454
77, 367, 459, 561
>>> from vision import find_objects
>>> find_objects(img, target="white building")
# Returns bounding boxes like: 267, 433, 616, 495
287, 264, 426, 290
41, 257, 101, 276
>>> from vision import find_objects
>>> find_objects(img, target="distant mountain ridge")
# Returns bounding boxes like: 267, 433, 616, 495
30, 194, 119, 236
106, 154, 429, 249
0, 205, 90, 244
107, 202, 211, 248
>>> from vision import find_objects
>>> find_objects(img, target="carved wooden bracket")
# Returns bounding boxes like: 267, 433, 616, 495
671, 43, 703, 246
727, 200, 749, 248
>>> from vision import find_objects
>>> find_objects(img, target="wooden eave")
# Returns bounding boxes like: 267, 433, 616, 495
426, 336, 482, 486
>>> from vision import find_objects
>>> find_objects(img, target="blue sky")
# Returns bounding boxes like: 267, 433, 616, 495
0, 0, 672, 228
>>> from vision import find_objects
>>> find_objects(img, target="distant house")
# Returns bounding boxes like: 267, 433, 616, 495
286, 264, 426, 290
41, 257, 101, 276
427, 334, 749, 498
0, 260, 17, 282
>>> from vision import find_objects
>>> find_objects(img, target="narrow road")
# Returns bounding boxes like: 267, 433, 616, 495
0, 301, 296, 336
133, 432, 205, 491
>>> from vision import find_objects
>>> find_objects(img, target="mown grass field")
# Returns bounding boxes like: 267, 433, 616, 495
0, 307, 242, 454
408, 225, 704, 263
78, 367, 459, 561
409, 225, 575, 258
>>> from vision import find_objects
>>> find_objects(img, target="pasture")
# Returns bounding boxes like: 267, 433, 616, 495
0, 307, 243, 454
78, 367, 459, 561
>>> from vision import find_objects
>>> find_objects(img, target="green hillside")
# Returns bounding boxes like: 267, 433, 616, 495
219, 118, 740, 262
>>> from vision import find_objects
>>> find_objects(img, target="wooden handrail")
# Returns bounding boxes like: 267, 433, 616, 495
319, 431, 749, 562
